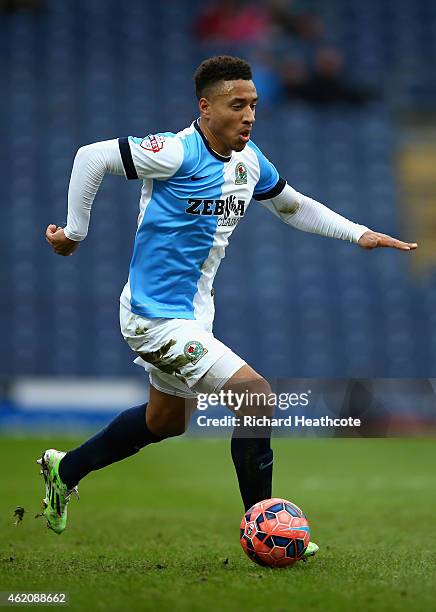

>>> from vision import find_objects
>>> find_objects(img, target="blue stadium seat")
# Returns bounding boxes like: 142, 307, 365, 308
1, 0, 434, 378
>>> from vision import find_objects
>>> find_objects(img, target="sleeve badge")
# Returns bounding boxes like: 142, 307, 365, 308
140, 134, 165, 153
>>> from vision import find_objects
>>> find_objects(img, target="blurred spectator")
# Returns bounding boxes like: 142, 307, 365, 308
193, 0, 270, 44
251, 51, 284, 106
269, 0, 325, 41
282, 46, 379, 106
0, 0, 46, 12
192, 2, 378, 108
279, 57, 308, 94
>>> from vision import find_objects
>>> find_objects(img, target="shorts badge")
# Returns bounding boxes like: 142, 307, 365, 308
184, 340, 208, 364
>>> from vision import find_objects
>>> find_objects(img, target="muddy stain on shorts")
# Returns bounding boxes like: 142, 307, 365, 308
136, 339, 192, 380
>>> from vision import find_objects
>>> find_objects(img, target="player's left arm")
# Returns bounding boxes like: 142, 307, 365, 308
259, 182, 417, 251
251, 142, 416, 251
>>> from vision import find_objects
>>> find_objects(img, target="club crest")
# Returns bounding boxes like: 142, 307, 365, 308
235, 162, 247, 185
184, 340, 208, 364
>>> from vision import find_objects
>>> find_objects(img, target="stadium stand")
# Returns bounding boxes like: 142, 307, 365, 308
1, 0, 435, 386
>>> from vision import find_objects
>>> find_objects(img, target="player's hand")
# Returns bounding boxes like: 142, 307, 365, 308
358, 231, 418, 251
45, 224, 80, 256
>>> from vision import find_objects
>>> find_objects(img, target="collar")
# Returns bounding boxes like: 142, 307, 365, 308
194, 119, 232, 163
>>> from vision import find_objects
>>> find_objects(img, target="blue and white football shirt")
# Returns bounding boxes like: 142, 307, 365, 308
118, 119, 285, 323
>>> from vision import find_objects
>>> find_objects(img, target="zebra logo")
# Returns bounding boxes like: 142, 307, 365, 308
224, 195, 239, 219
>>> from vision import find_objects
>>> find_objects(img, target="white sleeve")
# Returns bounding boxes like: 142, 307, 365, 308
118, 134, 184, 181
64, 139, 124, 241
64, 134, 185, 242
260, 182, 369, 243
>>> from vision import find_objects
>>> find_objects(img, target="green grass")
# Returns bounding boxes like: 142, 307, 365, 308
0, 437, 435, 611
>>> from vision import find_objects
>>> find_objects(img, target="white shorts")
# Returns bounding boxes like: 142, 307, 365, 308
119, 302, 245, 399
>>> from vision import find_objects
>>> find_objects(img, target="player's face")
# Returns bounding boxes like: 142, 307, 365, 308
199, 80, 258, 156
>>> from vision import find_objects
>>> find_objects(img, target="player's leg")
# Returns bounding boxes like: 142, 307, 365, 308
141, 320, 275, 513
145, 385, 197, 438
217, 365, 319, 557
120, 309, 272, 511
57, 387, 195, 489
38, 387, 195, 534
223, 363, 274, 512
143, 357, 274, 513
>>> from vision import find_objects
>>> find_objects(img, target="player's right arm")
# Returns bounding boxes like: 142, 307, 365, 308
46, 136, 183, 256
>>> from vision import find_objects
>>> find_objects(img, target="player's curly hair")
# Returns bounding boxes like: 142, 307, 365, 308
194, 56, 252, 99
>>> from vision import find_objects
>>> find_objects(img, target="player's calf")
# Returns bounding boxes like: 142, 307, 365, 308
56, 403, 162, 491
224, 368, 275, 510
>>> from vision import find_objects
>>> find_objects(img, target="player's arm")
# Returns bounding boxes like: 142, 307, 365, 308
46, 136, 183, 256
45, 139, 125, 255
259, 182, 417, 251
251, 142, 416, 251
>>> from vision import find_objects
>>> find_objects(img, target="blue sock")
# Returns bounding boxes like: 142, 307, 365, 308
58, 403, 161, 489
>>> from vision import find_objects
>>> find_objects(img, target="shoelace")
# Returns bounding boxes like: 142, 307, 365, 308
57, 486, 79, 513
67, 487, 80, 501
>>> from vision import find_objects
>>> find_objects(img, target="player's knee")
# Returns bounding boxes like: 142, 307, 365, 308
147, 389, 192, 439
160, 423, 187, 438
247, 377, 274, 418
147, 417, 187, 438
146, 410, 187, 439
228, 375, 274, 418
244, 376, 272, 399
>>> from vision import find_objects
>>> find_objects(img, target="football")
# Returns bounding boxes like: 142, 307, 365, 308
240, 498, 310, 568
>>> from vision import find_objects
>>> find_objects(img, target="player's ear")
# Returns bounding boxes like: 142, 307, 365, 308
198, 97, 211, 118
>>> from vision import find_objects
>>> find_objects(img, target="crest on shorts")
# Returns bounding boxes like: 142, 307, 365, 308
184, 340, 208, 365
235, 162, 247, 185
140, 134, 165, 153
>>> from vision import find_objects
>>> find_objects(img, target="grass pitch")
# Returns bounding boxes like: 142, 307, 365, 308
0, 436, 435, 611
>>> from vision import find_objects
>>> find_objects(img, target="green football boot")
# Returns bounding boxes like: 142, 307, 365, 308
301, 541, 319, 561
36, 449, 79, 534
